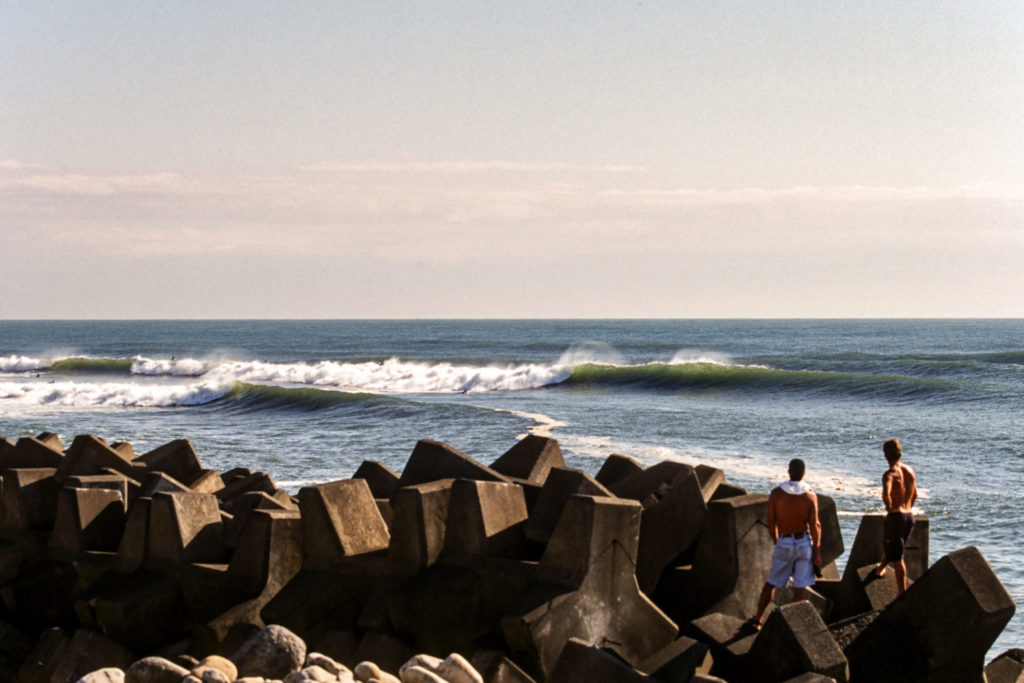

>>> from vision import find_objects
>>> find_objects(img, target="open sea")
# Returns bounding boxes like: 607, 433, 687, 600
1, 319, 1021, 657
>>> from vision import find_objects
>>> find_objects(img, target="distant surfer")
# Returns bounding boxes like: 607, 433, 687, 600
875, 438, 917, 596
749, 458, 822, 630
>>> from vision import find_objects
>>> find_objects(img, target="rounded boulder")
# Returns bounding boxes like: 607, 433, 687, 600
233, 624, 307, 680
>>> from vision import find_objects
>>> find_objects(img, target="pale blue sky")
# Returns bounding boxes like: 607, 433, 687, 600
2, 1, 1022, 318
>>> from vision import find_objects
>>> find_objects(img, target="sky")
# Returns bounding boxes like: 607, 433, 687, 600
1, 1, 1022, 318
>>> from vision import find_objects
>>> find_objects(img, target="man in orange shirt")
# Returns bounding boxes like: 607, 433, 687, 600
876, 438, 917, 596
749, 458, 822, 629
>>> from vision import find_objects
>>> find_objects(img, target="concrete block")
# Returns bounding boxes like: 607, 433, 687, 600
397, 440, 508, 490
386, 564, 483, 656
146, 491, 226, 570
0, 467, 60, 535
134, 438, 203, 485
489, 435, 565, 485
523, 467, 613, 544
49, 486, 126, 559
686, 612, 758, 680
261, 563, 385, 642
443, 479, 529, 559
297, 479, 389, 568
846, 546, 1015, 683
986, 649, 1024, 683
34, 431, 63, 450
0, 619, 34, 682
841, 514, 929, 584
42, 628, 133, 683
3, 436, 64, 469
609, 462, 707, 594
17, 626, 70, 683
89, 570, 188, 652
66, 473, 135, 509
222, 490, 293, 549
215, 472, 277, 504
690, 494, 773, 620
113, 496, 150, 573
826, 610, 880, 653
815, 495, 844, 568
709, 483, 749, 501
469, 649, 537, 683
595, 453, 645, 488
0, 559, 80, 632
547, 637, 651, 681
227, 508, 303, 597
57, 434, 139, 482
388, 479, 453, 574
747, 601, 848, 683
637, 635, 712, 682
139, 470, 192, 497
353, 459, 400, 499
186, 469, 225, 495
503, 495, 677, 679
836, 564, 908, 618
694, 465, 726, 503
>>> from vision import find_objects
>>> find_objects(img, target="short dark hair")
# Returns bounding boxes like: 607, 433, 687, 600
788, 458, 805, 481
883, 439, 902, 462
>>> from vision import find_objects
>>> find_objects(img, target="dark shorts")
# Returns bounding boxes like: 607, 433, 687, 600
883, 511, 915, 562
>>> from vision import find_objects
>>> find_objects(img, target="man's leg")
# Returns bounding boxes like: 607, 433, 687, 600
752, 582, 775, 628
894, 558, 907, 595
791, 587, 806, 603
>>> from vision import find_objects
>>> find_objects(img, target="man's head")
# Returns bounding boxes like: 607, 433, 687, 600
788, 458, 806, 481
883, 438, 902, 464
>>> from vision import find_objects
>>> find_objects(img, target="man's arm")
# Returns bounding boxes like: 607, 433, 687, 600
881, 469, 893, 512
808, 492, 822, 567
905, 465, 918, 508
766, 491, 779, 542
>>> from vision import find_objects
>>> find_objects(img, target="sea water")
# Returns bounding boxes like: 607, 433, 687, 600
1, 319, 1021, 656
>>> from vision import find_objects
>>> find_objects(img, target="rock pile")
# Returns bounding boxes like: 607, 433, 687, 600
0, 432, 1018, 682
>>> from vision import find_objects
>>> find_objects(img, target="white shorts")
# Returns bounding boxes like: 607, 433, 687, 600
766, 535, 815, 589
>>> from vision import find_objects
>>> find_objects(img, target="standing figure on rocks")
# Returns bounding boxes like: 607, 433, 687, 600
875, 438, 917, 596
749, 458, 822, 629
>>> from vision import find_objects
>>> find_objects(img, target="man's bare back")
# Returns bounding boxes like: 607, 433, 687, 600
768, 487, 821, 541
882, 461, 917, 513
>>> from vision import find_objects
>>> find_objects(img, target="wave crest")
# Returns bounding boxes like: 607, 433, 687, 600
0, 380, 233, 408
0, 355, 49, 373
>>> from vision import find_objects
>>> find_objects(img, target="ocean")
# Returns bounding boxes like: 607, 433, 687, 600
1, 319, 1021, 656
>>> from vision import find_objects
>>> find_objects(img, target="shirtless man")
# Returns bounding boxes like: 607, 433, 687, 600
749, 458, 822, 629
876, 438, 917, 595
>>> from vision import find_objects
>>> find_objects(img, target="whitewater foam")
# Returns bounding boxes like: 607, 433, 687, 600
493, 408, 569, 439
202, 358, 570, 394
131, 357, 211, 377
0, 355, 49, 373
558, 434, 879, 500
0, 380, 233, 408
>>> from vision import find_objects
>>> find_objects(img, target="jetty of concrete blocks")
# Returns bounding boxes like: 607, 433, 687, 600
0, 431, 1018, 682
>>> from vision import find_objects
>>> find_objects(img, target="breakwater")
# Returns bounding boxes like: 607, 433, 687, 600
0, 431, 1018, 682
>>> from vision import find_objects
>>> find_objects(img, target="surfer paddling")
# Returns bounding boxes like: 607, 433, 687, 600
748, 458, 822, 630
876, 438, 917, 596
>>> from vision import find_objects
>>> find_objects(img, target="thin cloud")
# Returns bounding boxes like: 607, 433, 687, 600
0, 159, 42, 171
0, 172, 192, 196
602, 183, 1024, 205
301, 160, 647, 174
